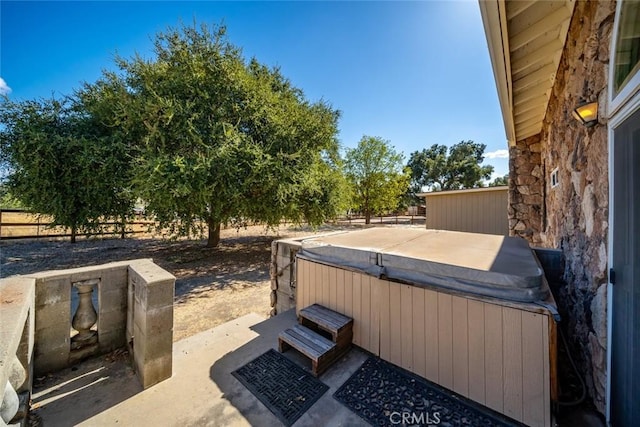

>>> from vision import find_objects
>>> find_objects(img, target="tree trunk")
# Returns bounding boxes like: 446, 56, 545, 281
71, 225, 77, 244
120, 215, 126, 239
365, 210, 371, 225
207, 219, 221, 248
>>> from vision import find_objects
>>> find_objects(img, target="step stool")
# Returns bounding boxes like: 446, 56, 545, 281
278, 304, 353, 377
278, 324, 336, 377
298, 304, 353, 361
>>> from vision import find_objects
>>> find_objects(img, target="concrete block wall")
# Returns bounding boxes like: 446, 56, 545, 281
28, 261, 133, 374
128, 260, 175, 389
16, 259, 175, 391
98, 265, 129, 354
32, 275, 71, 374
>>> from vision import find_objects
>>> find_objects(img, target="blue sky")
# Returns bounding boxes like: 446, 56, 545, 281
0, 1, 509, 178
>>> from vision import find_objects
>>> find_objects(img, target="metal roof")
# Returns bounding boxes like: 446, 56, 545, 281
417, 185, 508, 198
479, 0, 575, 145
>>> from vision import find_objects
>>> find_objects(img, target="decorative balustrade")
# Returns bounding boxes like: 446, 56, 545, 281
71, 279, 99, 346
69, 278, 100, 364
0, 259, 175, 424
0, 277, 35, 426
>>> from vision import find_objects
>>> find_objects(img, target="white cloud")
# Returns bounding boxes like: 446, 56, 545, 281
489, 171, 503, 182
0, 77, 12, 96
484, 149, 509, 159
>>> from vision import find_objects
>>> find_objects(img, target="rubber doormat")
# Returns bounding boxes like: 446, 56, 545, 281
334, 357, 526, 427
232, 349, 329, 426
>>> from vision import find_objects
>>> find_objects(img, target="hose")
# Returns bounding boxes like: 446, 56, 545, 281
556, 326, 587, 407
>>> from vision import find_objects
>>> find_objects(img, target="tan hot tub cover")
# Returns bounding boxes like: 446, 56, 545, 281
298, 227, 553, 307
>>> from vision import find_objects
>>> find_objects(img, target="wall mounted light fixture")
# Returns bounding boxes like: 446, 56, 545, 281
572, 99, 598, 127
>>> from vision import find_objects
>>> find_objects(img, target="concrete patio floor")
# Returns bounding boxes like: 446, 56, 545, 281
31, 309, 369, 427
30, 308, 605, 427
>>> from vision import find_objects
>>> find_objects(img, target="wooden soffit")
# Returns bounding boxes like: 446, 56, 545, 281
479, 0, 576, 146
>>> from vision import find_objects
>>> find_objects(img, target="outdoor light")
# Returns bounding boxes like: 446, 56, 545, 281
572, 99, 598, 127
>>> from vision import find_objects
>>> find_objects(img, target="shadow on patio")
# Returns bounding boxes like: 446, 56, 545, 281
31, 310, 368, 426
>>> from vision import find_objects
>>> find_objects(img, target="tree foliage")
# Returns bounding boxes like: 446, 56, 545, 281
488, 174, 509, 187
344, 136, 409, 224
407, 140, 494, 193
82, 23, 345, 247
0, 185, 23, 209
0, 97, 134, 242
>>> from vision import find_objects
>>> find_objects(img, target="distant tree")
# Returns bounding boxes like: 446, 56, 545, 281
297, 156, 352, 224
0, 185, 23, 209
407, 140, 494, 192
488, 174, 509, 187
0, 97, 135, 242
85, 23, 343, 247
344, 136, 410, 224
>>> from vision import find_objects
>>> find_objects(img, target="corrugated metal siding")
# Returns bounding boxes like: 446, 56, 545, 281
297, 257, 552, 427
424, 188, 508, 235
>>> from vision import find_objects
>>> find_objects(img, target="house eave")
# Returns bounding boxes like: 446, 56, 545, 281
479, 0, 575, 146
479, 0, 516, 146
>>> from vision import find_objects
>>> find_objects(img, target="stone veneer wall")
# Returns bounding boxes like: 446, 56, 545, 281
508, 134, 544, 245
531, 0, 614, 415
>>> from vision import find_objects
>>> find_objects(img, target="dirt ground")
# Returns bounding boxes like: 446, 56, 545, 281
0, 224, 346, 341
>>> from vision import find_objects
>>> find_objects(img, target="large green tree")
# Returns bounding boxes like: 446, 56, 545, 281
0, 97, 135, 242
85, 23, 344, 247
344, 136, 409, 224
407, 140, 494, 193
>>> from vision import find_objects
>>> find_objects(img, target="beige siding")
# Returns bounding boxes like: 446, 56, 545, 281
423, 187, 508, 235
467, 300, 486, 404
296, 258, 552, 427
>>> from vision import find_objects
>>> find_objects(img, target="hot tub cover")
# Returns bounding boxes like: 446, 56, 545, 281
297, 228, 549, 304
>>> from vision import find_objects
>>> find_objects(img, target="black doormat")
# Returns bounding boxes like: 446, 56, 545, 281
334, 357, 526, 427
232, 349, 329, 426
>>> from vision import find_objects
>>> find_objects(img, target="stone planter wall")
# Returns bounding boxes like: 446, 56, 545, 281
514, 0, 615, 414
270, 232, 348, 315
270, 238, 303, 316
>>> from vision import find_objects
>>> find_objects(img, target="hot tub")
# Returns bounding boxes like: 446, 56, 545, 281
293, 227, 558, 427
298, 227, 553, 305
